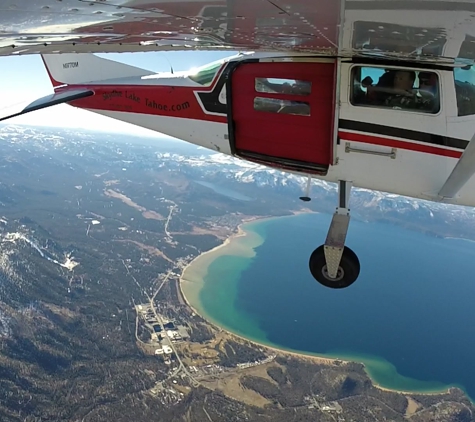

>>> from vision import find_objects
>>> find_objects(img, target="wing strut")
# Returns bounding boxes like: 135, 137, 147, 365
0, 89, 94, 123
438, 132, 475, 199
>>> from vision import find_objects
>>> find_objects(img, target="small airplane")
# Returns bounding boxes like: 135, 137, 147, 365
2, 0, 475, 289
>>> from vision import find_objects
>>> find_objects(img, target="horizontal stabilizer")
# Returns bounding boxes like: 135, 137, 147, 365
0, 89, 94, 122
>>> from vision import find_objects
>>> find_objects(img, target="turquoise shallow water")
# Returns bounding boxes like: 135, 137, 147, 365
183, 213, 475, 400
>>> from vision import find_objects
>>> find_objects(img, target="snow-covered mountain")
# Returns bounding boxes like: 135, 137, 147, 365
1, 123, 475, 238
156, 147, 475, 226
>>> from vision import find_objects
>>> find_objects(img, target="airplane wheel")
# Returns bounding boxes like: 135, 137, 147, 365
309, 245, 360, 289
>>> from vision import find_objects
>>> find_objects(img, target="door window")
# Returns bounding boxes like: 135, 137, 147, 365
255, 78, 312, 95
253, 97, 310, 116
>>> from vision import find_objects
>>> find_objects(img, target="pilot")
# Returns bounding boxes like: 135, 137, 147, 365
384, 70, 418, 109
393, 70, 416, 93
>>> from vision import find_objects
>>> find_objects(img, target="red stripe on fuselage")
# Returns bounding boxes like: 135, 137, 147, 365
65, 84, 227, 124
338, 130, 463, 159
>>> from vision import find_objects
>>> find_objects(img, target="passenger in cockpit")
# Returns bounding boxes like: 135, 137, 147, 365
365, 70, 398, 105
365, 70, 415, 105
417, 71, 439, 112
419, 72, 437, 95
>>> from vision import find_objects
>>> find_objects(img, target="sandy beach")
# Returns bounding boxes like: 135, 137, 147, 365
180, 214, 290, 289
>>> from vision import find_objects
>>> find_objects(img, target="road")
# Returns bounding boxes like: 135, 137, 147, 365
132, 302, 150, 347
164, 203, 177, 238
147, 270, 200, 387
125, 221, 198, 387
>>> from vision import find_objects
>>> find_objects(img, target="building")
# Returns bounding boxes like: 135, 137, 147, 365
167, 330, 181, 340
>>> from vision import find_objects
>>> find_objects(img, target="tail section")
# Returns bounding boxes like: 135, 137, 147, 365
41, 54, 154, 87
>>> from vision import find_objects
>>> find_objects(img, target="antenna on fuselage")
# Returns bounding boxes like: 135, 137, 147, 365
162, 53, 174, 74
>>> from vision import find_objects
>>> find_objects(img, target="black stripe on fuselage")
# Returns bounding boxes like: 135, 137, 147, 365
196, 65, 230, 115
339, 119, 469, 150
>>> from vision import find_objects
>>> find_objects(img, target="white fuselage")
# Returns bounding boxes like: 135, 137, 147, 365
56, 52, 475, 208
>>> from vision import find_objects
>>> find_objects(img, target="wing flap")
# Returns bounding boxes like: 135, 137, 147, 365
0, 89, 94, 122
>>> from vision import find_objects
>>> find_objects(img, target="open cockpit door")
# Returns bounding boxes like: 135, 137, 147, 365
229, 60, 336, 173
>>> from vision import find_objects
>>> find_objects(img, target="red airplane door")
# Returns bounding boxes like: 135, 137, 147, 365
231, 61, 335, 171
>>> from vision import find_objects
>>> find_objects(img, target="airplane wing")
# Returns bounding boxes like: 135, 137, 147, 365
0, 89, 94, 122
1, 0, 331, 56
2, 1, 475, 63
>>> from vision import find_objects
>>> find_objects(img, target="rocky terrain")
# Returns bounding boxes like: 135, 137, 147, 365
0, 123, 473, 421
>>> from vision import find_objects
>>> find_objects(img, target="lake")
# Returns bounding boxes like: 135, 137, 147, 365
181, 213, 475, 400
195, 180, 251, 201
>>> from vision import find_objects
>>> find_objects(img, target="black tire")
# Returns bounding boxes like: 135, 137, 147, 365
309, 245, 360, 289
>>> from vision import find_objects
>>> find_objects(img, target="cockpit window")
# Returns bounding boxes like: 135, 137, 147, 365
188, 61, 222, 86
454, 66, 475, 116
351, 66, 440, 114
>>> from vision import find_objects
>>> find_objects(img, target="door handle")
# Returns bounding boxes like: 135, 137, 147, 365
345, 142, 397, 159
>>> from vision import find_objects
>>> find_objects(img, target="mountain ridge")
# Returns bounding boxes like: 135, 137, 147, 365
1, 123, 475, 240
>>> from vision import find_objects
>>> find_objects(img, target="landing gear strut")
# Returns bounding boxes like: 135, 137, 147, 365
305, 180, 360, 289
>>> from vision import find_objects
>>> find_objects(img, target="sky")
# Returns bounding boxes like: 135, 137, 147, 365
0, 51, 235, 137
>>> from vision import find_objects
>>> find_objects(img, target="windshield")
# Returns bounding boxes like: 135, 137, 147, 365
188, 61, 223, 86
454, 65, 475, 116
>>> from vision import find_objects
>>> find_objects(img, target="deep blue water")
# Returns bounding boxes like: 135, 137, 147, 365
200, 213, 475, 399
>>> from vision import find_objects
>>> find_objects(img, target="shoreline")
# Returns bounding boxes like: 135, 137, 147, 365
179, 213, 463, 401
180, 215, 269, 285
